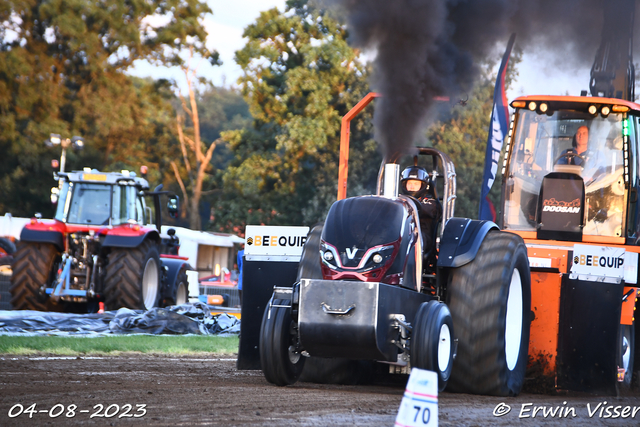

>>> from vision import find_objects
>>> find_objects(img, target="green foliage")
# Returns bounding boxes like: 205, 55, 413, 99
164, 85, 252, 229
211, 0, 380, 233
0, 0, 213, 216
187, 85, 253, 187
0, 335, 239, 355
199, 88, 252, 159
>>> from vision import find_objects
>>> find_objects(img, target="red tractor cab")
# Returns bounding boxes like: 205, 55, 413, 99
11, 168, 192, 312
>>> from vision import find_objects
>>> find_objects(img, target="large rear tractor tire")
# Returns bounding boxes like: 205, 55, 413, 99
260, 298, 306, 386
446, 231, 531, 396
411, 300, 454, 391
10, 242, 60, 311
104, 240, 161, 310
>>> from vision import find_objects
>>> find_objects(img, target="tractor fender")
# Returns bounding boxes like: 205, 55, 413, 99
437, 218, 499, 268
102, 229, 160, 248
160, 257, 193, 299
20, 226, 64, 251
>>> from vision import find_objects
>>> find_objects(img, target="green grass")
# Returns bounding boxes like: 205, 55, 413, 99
0, 335, 239, 356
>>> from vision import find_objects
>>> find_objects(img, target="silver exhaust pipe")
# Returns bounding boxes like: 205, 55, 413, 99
383, 163, 400, 198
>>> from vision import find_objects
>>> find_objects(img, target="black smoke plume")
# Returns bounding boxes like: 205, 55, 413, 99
321, 0, 634, 160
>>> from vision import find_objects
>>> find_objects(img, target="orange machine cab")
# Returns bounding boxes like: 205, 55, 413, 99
502, 95, 640, 392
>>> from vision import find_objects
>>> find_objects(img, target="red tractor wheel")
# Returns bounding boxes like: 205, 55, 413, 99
10, 242, 61, 311
104, 240, 161, 310
164, 267, 189, 307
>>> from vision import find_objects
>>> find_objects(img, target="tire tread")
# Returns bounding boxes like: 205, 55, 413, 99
104, 240, 159, 310
10, 242, 59, 311
447, 231, 531, 396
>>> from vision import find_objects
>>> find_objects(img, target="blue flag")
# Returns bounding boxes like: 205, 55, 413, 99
479, 33, 516, 221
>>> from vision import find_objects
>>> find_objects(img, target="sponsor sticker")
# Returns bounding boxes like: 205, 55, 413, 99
244, 225, 310, 259
538, 177, 583, 235
571, 244, 627, 281
528, 257, 552, 268
542, 198, 581, 214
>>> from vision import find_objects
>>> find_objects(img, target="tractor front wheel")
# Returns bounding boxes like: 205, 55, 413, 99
174, 278, 188, 306
164, 268, 189, 306
260, 298, 305, 386
104, 240, 161, 310
10, 242, 60, 311
411, 300, 454, 391
447, 231, 531, 396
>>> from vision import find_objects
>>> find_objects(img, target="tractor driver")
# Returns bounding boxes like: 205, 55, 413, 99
557, 125, 591, 166
400, 165, 442, 262
557, 125, 606, 173
556, 125, 609, 221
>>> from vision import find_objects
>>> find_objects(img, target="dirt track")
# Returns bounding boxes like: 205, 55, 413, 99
1, 354, 640, 426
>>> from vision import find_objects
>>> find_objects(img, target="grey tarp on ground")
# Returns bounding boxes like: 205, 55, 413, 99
0, 302, 240, 336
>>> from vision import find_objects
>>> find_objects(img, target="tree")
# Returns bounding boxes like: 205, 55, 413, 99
0, 0, 214, 216
211, 0, 379, 233
166, 76, 251, 230
170, 53, 218, 230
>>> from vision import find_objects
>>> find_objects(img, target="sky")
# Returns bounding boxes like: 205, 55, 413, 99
130, 0, 288, 90
129, 0, 592, 101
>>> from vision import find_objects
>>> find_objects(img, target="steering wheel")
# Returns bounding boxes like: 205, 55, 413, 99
554, 152, 585, 165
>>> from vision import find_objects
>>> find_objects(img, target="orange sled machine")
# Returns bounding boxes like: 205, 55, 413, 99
503, 95, 640, 393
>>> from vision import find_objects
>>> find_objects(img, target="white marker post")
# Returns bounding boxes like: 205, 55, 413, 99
395, 368, 438, 427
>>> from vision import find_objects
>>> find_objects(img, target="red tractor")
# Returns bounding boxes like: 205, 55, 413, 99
10, 168, 192, 312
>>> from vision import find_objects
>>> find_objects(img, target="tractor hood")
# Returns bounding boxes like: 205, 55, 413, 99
320, 195, 415, 284
21, 218, 158, 251
322, 196, 406, 260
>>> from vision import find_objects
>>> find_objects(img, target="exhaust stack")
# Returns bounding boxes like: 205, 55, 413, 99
383, 163, 400, 198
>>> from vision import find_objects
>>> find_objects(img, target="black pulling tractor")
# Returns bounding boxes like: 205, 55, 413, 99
259, 145, 532, 395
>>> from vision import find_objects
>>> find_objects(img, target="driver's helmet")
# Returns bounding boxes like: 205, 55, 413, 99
401, 166, 430, 198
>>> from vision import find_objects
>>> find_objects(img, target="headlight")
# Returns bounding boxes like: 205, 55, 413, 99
323, 251, 334, 261
372, 253, 383, 264
539, 103, 548, 113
